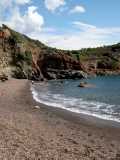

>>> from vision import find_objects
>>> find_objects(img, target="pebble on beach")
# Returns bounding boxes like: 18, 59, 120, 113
34, 106, 40, 109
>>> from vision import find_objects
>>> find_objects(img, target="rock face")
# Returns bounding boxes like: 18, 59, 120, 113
32, 53, 84, 80
44, 69, 87, 80
79, 45, 120, 76
0, 24, 84, 81
30, 50, 84, 81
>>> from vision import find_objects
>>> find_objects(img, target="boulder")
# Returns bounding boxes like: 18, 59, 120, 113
45, 69, 87, 80
71, 71, 87, 79
0, 73, 8, 82
46, 72, 57, 80
78, 82, 95, 88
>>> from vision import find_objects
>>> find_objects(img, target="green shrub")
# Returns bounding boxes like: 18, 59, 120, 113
15, 50, 32, 65
24, 51, 32, 65
111, 60, 119, 70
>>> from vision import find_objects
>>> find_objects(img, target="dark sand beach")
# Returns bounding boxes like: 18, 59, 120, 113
0, 79, 120, 159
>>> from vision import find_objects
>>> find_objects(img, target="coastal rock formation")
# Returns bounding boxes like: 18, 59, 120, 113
77, 46, 120, 75
45, 69, 87, 80
0, 24, 83, 80
0, 24, 120, 80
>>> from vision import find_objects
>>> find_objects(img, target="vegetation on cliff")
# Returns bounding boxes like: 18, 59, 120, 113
70, 44, 120, 74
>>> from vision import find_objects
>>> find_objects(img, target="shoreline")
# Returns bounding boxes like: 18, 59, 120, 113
0, 79, 120, 159
30, 81, 120, 143
31, 79, 120, 128
31, 87, 120, 140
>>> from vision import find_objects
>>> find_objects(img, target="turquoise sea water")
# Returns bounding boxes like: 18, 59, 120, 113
31, 76, 120, 122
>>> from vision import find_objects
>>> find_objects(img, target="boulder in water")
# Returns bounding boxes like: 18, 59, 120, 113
78, 82, 95, 88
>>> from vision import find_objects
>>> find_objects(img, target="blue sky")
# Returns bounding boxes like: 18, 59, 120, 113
0, 0, 120, 50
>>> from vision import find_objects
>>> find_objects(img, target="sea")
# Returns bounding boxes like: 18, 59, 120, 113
31, 75, 120, 123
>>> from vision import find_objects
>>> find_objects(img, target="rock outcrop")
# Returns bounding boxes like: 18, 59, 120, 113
44, 69, 87, 80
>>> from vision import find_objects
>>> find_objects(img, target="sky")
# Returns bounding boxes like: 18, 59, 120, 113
0, 0, 120, 50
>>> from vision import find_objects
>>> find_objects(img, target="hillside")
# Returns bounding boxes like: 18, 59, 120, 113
0, 24, 120, 80
70, 44, 120, 75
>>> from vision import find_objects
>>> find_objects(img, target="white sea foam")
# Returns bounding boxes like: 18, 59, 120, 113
31, 85, 120, 123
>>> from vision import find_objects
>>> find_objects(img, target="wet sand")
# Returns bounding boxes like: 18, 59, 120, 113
0, 79, 120, 160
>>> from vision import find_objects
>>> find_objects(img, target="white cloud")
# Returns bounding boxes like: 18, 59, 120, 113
15, 0, 31, 5
73, 21, 120, 36
44, 0, 66, 12
70, 5, 86, 14
0, 0, 13, 17
0, 0, 44, 38
73, 21, 96, 30
1, 6, 44, 35
0, 0, 31, 10
0, 0, 44, 36
0, 0, 31, 21
37, 22, 120, 50
0, 0, 12, 8
0, 0, 120, 50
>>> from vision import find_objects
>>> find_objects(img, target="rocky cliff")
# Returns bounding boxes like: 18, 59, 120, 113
71, 44, 120, 76
0, 25, 83, 80
0, 24, 120, 80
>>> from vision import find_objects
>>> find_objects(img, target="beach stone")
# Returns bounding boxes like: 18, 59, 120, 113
0, 73, 8, 82
64, 148, 69, 153
116, 153, 120, 159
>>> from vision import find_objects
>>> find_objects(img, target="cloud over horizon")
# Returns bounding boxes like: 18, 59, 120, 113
44, 0, 66, 12
0, 0, 44, 36
39, 21, 120, 50
70, 5, 86, 14
0, 0, 120, 50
